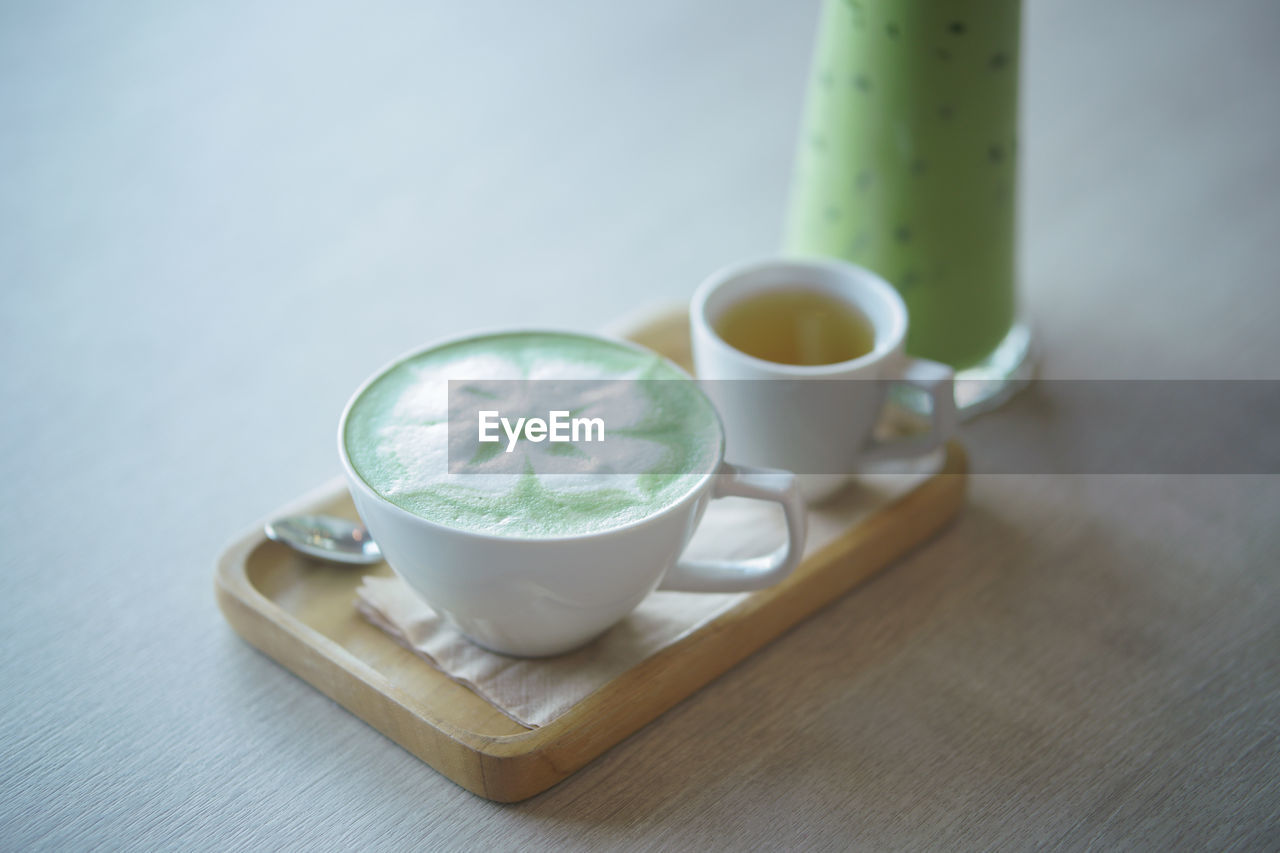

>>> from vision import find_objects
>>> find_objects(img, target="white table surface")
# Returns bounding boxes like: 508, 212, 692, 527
3, 0, 1278, 848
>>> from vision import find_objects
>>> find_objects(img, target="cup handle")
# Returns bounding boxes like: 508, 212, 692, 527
861, 357, 958, 463
657, 462, 807, 593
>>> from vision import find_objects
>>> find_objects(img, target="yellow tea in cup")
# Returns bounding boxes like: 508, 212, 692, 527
713, 289, 876, 366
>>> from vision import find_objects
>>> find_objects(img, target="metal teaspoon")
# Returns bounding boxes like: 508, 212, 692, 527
263, 514, 383, 565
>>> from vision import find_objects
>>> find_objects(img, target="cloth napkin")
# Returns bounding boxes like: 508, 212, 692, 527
356, 453, 944, 728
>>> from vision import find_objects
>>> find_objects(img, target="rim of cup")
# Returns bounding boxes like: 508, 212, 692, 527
337, 327, 728, 544
691, 256, 908, 375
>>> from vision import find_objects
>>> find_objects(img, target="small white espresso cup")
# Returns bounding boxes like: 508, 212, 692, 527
339, 330, 806, 657
691, 258, 958, 503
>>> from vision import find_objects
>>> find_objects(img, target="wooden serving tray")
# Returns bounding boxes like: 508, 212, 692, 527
215, 310, 967, 802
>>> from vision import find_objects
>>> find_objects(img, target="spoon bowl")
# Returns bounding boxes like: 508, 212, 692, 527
264, 514, 383, 565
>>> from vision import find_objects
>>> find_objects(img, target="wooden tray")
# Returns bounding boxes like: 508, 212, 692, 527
215, 310, 967, 803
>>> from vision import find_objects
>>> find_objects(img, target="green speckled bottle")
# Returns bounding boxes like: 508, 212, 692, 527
786, 0, 1029, 396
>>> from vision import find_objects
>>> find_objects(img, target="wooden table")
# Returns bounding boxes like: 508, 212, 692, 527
2, 0, 1276, 848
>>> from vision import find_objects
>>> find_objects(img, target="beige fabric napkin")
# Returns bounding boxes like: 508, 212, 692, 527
355, 453, 944, 728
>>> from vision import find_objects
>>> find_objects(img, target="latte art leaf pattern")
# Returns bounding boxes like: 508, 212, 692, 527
345, 333, 723, 538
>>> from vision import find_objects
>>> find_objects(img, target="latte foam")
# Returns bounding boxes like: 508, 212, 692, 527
344, 332, 722, 538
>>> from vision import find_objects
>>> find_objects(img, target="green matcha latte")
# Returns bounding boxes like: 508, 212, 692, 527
343, 332, 723, 539
786, 0, 1021, 369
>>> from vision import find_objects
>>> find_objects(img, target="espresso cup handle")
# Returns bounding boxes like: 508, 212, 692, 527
861, 357, 958, 463
657, 462, 807, 593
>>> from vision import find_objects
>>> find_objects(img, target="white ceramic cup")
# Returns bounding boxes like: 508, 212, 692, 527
338, 330, 807, 657
691, 257, 958, 503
